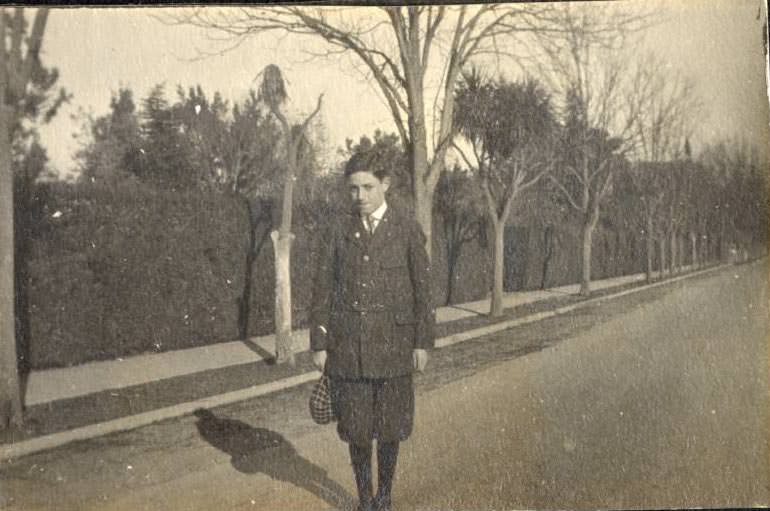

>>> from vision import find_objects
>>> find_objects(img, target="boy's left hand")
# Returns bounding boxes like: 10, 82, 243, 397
413, 349, 429, 372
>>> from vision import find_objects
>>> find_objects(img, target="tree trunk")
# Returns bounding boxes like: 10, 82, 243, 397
659, 236, 667, 279
413, 175, 433, 261
705, 236, 711, 265
579, 215, 597, 297
628, 231, 637, 275
645, 215, 654, 283
238, 215, 271, 340
540, 225, 553, 290
645, 235, 653, 283
265, 90, 321, 365
674, 234, 680, 270
718, 220, 726, 262
490, 220, 505, 317
407, 62, 436, 262
274, 141, 296, 365
669, 229, 678, 274
691, 232, 698, 270
445, 245, 459, 306
0, 105, 22, 428
613, 228, 621, 277
271, 230, 295, 365
239, 220, 258, 340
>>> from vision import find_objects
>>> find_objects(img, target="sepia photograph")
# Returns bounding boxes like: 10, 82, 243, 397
0, 1, 768, 510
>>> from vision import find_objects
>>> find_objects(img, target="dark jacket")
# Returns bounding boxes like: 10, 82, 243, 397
310, 205, 435, 379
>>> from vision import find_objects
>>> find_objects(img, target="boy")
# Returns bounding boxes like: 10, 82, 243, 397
310, 150, 434, 511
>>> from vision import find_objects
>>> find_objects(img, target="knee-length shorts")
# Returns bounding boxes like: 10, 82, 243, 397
330, 375, 414, 446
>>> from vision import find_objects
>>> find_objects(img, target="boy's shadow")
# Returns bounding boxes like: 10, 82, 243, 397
193, 408, 354, 510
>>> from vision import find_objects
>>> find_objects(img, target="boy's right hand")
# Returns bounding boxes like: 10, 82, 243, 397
312, 350, 327, 371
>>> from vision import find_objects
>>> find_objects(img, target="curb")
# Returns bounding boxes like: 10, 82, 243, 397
436, 265, 724, 349
1, 372, 321, 462
0, 264, 728, 462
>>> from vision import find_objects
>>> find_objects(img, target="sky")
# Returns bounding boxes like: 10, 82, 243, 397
34, 0, 770, 179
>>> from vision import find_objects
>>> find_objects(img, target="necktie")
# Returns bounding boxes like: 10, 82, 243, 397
367, 215, 376, 235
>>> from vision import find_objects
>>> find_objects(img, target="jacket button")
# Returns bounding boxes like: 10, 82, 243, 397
363, 255, 370, 262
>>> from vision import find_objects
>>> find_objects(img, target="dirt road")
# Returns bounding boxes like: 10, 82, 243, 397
3, 261, 768, 510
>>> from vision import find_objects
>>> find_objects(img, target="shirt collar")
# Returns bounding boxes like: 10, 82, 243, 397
364, 201, 388, 221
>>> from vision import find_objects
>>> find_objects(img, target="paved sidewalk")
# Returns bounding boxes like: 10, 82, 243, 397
25, 270, 662, 407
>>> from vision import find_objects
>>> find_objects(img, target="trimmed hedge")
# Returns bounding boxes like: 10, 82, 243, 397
17, 181, 651, 369
21, 182, 250, 368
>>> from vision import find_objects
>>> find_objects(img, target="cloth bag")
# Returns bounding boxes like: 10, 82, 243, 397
309, 373, 336, 425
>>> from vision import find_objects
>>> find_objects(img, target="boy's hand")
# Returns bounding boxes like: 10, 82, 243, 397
413, 349, 429, 372
312, 350, 327, 371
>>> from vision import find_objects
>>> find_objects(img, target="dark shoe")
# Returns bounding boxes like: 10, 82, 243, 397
356, 497, 374, 511
373, 495, 392, 511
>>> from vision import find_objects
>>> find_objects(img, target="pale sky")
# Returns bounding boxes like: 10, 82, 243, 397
36, 1, 769, 178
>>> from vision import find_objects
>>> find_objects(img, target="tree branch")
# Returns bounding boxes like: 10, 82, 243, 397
501, 181, 520, 224
422, 5, 445, 69
9, 9, 23, 77
598, 167, 614, 200
385, 7, 411, 74
549, 174, 583, 212
481, 177, 500, 223
290, 93, 324, 155
452, 140, 476, 171
19, 8, 50, 96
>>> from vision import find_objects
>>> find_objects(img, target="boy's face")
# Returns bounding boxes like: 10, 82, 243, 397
347, 171, 390, 216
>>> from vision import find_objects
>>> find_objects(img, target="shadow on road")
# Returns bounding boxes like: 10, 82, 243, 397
193, 408, 353, 510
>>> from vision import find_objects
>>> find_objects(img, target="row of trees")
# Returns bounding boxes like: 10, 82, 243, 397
73, 71, 766, 310
175, 5, 702, 316
178, 4, 635, 261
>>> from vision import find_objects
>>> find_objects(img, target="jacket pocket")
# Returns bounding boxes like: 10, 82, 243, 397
394, 310, 416, 325
381, 259, 407, 269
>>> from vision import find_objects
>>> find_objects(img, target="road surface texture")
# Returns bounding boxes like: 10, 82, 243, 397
2, 261, 768, 510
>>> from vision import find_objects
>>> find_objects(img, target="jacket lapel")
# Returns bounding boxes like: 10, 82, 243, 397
342, 212, 366, 248
368, 206, 397, 253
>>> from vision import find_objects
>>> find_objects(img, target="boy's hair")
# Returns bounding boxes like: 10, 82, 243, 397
343, 150, 390, 181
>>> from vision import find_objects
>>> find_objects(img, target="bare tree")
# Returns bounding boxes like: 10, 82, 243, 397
0, 7, 50, 428
454, 71, 556, 316
531, 5, 649, 296
259, 65, 323, 365
174, 5, 561, 259
627, 55, 700, 163
625, 52, 702, 278
626, 53, 702, 281
700, 138, 769, 263
664, 163, 689, 274
618, 161, 666, 283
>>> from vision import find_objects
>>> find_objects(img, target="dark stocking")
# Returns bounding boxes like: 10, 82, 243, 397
375, 441, 400, 508
349, 442, 373, 509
